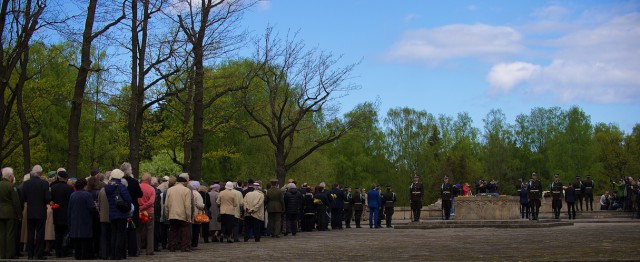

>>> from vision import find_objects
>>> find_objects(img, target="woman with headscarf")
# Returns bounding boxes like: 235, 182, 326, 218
208, 184, 222, 242
189, 181, 204, 248
216, 182, 238, 243
68, 178, 97, 260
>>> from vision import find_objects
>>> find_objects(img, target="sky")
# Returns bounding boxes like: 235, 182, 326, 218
238, 0, 640, 133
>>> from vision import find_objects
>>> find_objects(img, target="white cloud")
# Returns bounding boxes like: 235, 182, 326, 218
487, 62, 541, 94
531, 5, 569, 20
257, 0, 271, 11
486, 12, 640, 104
384, 24, 523, 65
467, 5, 477, 11
404, 13, 419, 23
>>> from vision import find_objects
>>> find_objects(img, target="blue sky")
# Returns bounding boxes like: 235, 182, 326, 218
239, 0, 640, 133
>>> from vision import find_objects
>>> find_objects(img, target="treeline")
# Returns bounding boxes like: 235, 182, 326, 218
2, 0, 639, 205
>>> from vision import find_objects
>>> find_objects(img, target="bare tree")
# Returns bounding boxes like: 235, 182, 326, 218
126, 0, 183, 177
173, 0, 250, 181
242, 27, 359, 185
67, 0, 125, 177
0, 0, 45, 170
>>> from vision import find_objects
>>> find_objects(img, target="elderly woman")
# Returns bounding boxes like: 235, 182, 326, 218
68, 178, 97, 260
208, 184, 222, 242
104, 169, 132, 260
216, 182, 238, 243
189, 181, 205, 248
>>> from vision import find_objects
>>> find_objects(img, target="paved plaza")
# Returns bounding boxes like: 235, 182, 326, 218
104, 221, 639, 261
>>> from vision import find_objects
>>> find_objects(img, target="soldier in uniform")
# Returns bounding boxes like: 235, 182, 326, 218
409, 176, 424, 222
440, 176, 453, 220
583, 175, 595, 211
328, 184, 345, 230
550, 174, 563, 219
572, 176, 584, 211
343, 186, 353, 228
351, 188, 365, 228
381, 186, 396, 228
527, 173, 543, 220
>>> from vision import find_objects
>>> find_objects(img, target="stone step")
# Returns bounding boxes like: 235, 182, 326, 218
394, 220, 574, 229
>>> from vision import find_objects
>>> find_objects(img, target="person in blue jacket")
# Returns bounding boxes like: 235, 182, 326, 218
565, 184, 576, 220
104, 169, 132, 260
519, 184, 529, 219
367, 184, 381, 228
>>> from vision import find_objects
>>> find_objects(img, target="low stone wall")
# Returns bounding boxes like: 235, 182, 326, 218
454, 196, 521, 220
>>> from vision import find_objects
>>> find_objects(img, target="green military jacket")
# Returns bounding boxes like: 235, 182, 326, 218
0, 179, 21, 219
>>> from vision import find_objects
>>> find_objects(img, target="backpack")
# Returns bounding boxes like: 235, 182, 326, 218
114, 185, 131, 213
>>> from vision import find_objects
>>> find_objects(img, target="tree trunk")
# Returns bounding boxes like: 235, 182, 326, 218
17, 47, 31, 174
68, 0, 98, 177
275, 146, 287, 185
188, 47, 204, 181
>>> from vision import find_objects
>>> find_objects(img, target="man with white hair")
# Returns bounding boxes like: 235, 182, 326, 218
0, 167, 21, 259
22, 165, 51, 260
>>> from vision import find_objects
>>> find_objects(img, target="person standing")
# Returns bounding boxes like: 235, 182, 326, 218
208, 184, 221, 242
22, 165, 51, 260
519, 183, 529, 219
68, 178, 97, 260
216, 182, 238, 243
343, 186, 353, 228
527, 173, 543, 220
301, 187, 315, 232
351, 187, 365, 228
409, 176, 424, 222
188, 180, 205, 249
0, 167, 21, 259
266, 179, 284, 237
328, 183, 345, 230
121, 162, 142, 257
164, 176, 193, 251
583, 175, 595, 211
97, 179, 111, 259
243, 184, 264, 242
137, 173, 155, 255
283, 183, 303, 236
367, 184, 381, 228
314, 183, 330, 231
565, 184, 577, 219
381, 186, 396, 228
104, 169, 133, 260
50, 169, 73, 258
572, 176, 584, 212
550, 175, 564, 219
441, 176, 453, 220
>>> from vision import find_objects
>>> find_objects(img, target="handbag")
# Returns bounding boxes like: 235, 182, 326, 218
114, 186, 131, 213
194, 210, 210, 224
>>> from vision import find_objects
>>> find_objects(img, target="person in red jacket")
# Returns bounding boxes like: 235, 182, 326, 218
138, 173, 155, 255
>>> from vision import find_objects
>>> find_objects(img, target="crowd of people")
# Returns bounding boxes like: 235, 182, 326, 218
0, 163, 399, 260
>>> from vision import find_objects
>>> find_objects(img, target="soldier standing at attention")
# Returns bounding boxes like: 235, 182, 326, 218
583, 176, 595, 211
351, 188, 365, 228
572, 176, 584, 211
527, 173, 543, 220
343, 186, 353, 228
550, 174, 563, 219
409, 176, 424, 222
381, 186, 396, 228
440, 176, 453, 220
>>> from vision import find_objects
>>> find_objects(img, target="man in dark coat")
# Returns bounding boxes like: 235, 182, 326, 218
283, 183, 303, 236
314, 183, 330, 231
22, 165, 51, 260
572, 176, 584, 211
351, 187, 365, 228
527, 173, 543, 220
121, 162, 142, 257
50, 169, 73, 257
266, 179, 284, 237
343, 186, 353, 228
565, 184, 577, 219
301, 187, 315, 232
440, 176, 453, 220
328, 183, 346, 230
0, 167, 21, 259
410, 176, 424, 222
583, 175, 595, 211
550, 174, 563, 219
381, 186, 396, 228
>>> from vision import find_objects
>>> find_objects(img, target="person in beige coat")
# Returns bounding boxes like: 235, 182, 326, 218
164, 176, 193, 252
242, 185, 264, 242
216, 182, 238, 243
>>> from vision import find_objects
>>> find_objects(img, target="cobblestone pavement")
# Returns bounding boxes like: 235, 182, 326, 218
108, 222, 639, 261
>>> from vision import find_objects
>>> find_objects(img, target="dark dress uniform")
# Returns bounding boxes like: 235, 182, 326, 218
441, 180, 453, 220
343, 188, 353, 228
301, 189, 315, 232
351, 189, 365, 228
328, 186, 346, 230
565, 185, 576, 219
381, 188, 396, 227
550, 180, 563, 219
527, 174, 543, 220
410, 180, 424, 222
583, 177, 594, 211
572, 177, 584, 211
